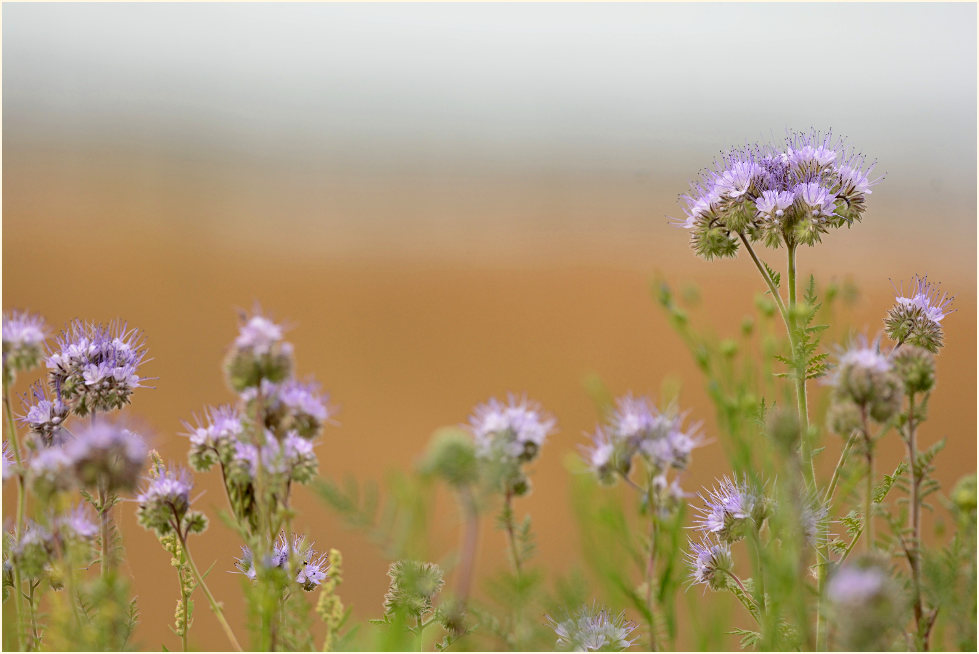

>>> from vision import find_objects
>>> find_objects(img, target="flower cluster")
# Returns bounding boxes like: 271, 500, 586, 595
234, 532, 329, 592
884, 275, 954, 352
2, 310, 48, 378
136, 464, 202, 537
8, 507, 98, 579
230, 429, 317, 484
547, 604, 639, 652
382, 559, 445, 621
64, 420, 148, 492
686, 538, 734, 592
466, 395, 555, 495
224, 313, 295, 392
826, 335, 902, 435
827, 559, 903, 650
45, 320, 148, 416
679, 130, 878, 258
19, 382, 69, 449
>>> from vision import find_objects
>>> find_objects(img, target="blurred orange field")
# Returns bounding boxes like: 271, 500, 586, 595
2, 144, 975, 650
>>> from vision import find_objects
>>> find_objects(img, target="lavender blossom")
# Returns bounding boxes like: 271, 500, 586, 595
224, 312, 294, 391
885, 275, 955, 352
19, 382, 69, 449
678, 130, 877, 258
231, 430, 317, 484
137, 465, 193, 536
686, 538, 734, 592
234, 532, 329, 591
185, 405, 244, 471
241, 378, 331, 439
46, 320, 148, 416
548, 604, 639, 652
827, 335, 901, 425
827, 561, 903, 650
468, 395, 555, 464
2, 310, 47, 376
65, 420, 147, 492
57, 504, 98, 541
11, 522, 54, 578
694, 475, 768, 543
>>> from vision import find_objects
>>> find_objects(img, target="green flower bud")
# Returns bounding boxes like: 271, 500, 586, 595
890, 345, 936, 394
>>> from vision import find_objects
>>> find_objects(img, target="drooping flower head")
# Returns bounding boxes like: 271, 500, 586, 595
884, 275, 954, 352
547, 604, 639, 652
686, 537, 734, 592
224, 312, 294, 391
46, 320, 148, 416
467, 395, 555, 495
694, 475, 769, 543
137, 464, 193, 536
185, 405, 244, 471
64, 420, 147, 492
2, 310, 48, 376
677, 129, 878, 258
19, 382, 70, 449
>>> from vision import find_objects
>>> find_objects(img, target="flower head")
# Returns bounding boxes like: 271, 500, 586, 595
234, 532, 329, 592
548, 604, 639, 652
64, 420, 147, 492
885, 275, 954, 352
11, 522, 54, 578
694, 475, 768, 543
686, 538, 734, 591
57, 504, 98, 541
826, 560, 904, 650
137, 464, 193, 535
28, 446, 74, 499
231, 430, 318, 484
2, 441, 14, 482
242, 378, 331, 439
19, 382, 70, 449
827, 335, 901, 424
185, 405, 243, 471
224, 312, 294, 391
468, 395, 555, 462
383, 559, 445, 620
2, 310, 47, 375
46, 320, 148, 416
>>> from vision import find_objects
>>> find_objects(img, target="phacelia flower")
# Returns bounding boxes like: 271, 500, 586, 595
547, 604, 639, 652
827, 335, 902, 425
57, 504, 98, 541
686, 538, 734, 592
185, 405, 244, 471
234, 532, 329, 592
11, 523, 55, 578
2, 310, 47, 376
46, 320, 148, 416
383, 559, 445, 620
65, 420, 147, 492
28, 446, 74, 499
231, 431, 317, 484
884, 275, 954, 352
678, 129, 877, 257
137, 465, 193, 536
224, 312, 294, 391
827, 560, 903, 651
2, 441, 14, 482
469, 395, 555, 463
694, 475, 768, 543
242, 378, 331, 439
19, 382, 70, 449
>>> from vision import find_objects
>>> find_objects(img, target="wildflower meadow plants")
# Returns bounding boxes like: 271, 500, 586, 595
2, 129, 975, 652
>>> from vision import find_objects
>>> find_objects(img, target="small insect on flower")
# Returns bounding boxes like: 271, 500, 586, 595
64, 420, 147, 492
885, 275, 955, 352
468, 395, 555, 464
686, 538, 734, 592
19, 382, 70, 449
224, 312, 294, 391
2, 310, 48, 376
46, 320, 148, 416
547, 604, 639, 652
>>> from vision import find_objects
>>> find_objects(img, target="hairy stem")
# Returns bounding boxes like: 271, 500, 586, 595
644, 508, 658, 651
98, 485, 114, 577
786, 243, 814, 486
502, 489, 522, 576
455, 487, 479, 610
861, 408, 874, 552
3, 384, 28, 651
176, 530, 243, 651
906, 392, 927, 649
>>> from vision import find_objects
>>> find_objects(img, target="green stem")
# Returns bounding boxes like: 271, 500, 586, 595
822, 433, 857, 507
176, 530, 243, 652
862, 410, 874, 552
739, 234, 790, 330
502, 490, 522, 576
906, 392, 927, 649
98, 485, 113, 577
644, 507, 658, 651
455, 487, 479, 610
4, 384, 28, 652
786, 243, 814, 486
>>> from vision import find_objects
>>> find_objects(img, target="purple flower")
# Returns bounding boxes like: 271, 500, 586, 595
2, 310, 48, 373
186, 405, 244, 471
46, 320, 148, 416
715, 159, 763, 200
467, 395, 555, 463
2, 441, 14, 482
19, 382, 69, 448
65, 420, 147, 491
686, 537, 733, 591
548, 604, 639, 652
224, 312, 295, 391
234, 532, 329, 591
755, 189, 795, 221
794, 182, 838, 219
785, 130, 840, 171
137, 465, 194, 535
234, 315, 290, 356
678, 182, 724, 229
232, 430, 317, 484
243, 378, 332, 439
827, 564, 888, 606
608, 396, 702, 472
57, 504, 98, 540
28, 446, 74, 498
894, 275, 954, 325
694, 475, 766, 543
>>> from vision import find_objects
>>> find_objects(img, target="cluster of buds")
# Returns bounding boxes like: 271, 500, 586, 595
45, 320, 148, 416
382, 559, 445, 622
466, 395, 556, 496
686, 538, 735, 592
223, 313, 294, 391
136, 462, 207, 538
884, 275, 954, 353
547, 604, 639, 652
6, 506, 98, 581
826, 335, 902, 436
234, 532, 329, 592
679, 130, 878, 259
